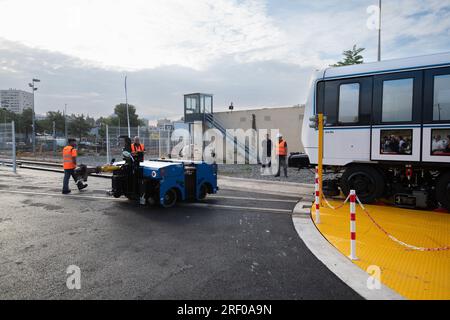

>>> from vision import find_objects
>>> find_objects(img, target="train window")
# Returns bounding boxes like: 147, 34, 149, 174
338, 83, 360, 123
185, 96, 199, 114
433, 74, 450, 121
382, 78, 414, 122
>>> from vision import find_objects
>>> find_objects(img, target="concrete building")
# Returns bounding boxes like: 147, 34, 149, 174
0, 89, 33, 114
157, 118, 174, 131
214, 105, 305, 153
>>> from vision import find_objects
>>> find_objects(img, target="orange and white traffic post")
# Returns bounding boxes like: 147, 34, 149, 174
315, 167, 321, 224
349, 190, 358, 261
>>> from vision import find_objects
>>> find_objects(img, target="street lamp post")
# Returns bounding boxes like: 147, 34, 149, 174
64, 104, 68, 143
378, 0, 382, 62
28, 78, 40, 154
125, 75, 131, 138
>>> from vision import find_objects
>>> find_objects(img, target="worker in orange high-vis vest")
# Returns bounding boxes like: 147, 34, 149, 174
275, 133, 288, 178
62, 138, 87, 194
131, 136, 145, 157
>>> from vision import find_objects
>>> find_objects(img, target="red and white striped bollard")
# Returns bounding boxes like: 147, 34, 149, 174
315, 167, 321, 224
349, 190, 358, 261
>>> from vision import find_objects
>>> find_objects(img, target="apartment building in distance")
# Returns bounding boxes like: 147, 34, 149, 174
0, 89, 33, 113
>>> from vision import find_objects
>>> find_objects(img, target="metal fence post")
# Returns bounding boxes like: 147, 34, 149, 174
11, 121, 16, 174
166, 130, 170, 158
106, 124, 110, 164
158, 129, 162, 158
53, 121, 56, 157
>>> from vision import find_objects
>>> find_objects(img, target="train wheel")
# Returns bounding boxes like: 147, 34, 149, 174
340, 165, 385, 204
436, 172, 450, 211
161, 189, 178, 208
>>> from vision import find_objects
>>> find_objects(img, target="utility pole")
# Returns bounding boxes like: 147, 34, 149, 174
64, 104, 68, 143
28, 78, 40, 153
106, 124, 110, 164
378, 0, 382, 62
125, 75, 131, 138
12, 120, 16, 174
52, 121, 56, 156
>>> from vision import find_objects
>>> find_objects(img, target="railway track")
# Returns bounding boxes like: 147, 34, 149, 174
0, 158, 112, 179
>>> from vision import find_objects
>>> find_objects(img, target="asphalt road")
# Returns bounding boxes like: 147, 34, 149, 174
0, 167, 361, 300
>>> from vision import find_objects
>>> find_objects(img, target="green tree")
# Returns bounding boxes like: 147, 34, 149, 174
68, 114, 93, 140
96, 117, 111, 140
34, 111, 67, 136
332, 45, 365, 67
20, 108, 33, 140
113, 103, 145, 128
36, 118, 51, 134
47, 111, 66, 134
0, 108, 16, 125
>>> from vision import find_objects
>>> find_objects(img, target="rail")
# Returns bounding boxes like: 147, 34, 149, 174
0, 158, 112, 179
204, 113, 258, 163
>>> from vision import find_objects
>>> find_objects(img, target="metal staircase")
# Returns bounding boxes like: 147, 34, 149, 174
204, 113, 258, 163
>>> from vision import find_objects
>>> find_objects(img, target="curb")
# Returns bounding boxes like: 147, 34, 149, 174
218, 176, 314, 198
292, 202, 405, 300
218, 175, 314, 188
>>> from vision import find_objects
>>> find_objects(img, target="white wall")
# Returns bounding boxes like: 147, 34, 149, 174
213, 105, 305, 153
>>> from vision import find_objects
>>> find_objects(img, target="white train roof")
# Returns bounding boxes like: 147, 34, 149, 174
322, 52, 450, 80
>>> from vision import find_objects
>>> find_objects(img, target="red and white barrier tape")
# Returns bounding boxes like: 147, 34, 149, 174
355, 196, 450, 252
323, 194, 350, 211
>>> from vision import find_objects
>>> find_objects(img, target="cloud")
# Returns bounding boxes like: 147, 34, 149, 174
0, 38, 312, 119
0, 0, 286, 70
267, 0, 450, 66
0, 0, 449, 71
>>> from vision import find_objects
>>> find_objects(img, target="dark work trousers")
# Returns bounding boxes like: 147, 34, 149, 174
276, 156, 288, 177
63, 169, 79, 192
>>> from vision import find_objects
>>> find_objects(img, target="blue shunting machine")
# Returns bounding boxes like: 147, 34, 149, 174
111, 157, 218, 208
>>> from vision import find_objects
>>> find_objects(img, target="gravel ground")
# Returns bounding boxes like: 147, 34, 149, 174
218, 164, 315, 184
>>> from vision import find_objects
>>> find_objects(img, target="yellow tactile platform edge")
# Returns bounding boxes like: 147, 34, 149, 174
312, 201, 450, 300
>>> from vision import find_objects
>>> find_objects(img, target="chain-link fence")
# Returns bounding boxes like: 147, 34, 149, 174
106, 126, 173, 162
12, 128, 66, 163
1, 123, 175, 167
0, 121, 16, 172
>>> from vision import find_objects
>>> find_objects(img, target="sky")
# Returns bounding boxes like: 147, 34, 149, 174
0, 0, 449, 121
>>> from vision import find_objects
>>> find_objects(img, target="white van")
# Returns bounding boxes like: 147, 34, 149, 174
302, 52, 450, 210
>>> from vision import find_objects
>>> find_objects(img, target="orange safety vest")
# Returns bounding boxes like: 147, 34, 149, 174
277, 140, 287, 156
63, 146, 77, 170
131, 143, 145, 153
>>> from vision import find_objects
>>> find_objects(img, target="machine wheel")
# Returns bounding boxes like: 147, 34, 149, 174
436, 171, 450, 211
198, 184, 209, 200
160, 189, 178, 208
112, 191, 122, 199
340, 165, 385, 204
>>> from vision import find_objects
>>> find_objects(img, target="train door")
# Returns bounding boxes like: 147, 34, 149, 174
371, 71, 423, 162
422, 67, 450, 164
